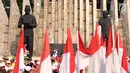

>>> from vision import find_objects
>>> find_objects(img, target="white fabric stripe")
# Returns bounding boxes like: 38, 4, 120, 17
19, 48, 24, 73
75, 50, 90, 72
118, 48, 123, 64
113, 48, 120, 73
88, 46, 106, 73
118, 48, 124, 73
59, 53, 70, 73
128, 62, 130, 72
40, 55, 52, 73
121, 67, 127, 73
105, 54, 114, 73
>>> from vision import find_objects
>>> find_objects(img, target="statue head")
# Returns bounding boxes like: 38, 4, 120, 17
103, 10, 108, 18
25, 5, 30, 14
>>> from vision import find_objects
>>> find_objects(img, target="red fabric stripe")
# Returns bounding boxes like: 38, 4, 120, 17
106, 25, 112, 58
115, 32, 123, 51
88, 24, 102, 55
122, 46, 128, 73
78, 31, 90, 55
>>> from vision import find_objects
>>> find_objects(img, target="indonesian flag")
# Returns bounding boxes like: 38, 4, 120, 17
105, 25, 120, 73
120, 46, 128, 73
39, 29, 52, 73
59, 28, 76, 73
115, 31, 128, 73
13, 28, 24, 73
88, 24, 106, 73
75, 31, 90, 73
105, 25, 114, 73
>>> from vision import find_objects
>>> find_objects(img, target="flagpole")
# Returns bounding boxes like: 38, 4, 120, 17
111, 19, 116, 73
77, 31, 79, 73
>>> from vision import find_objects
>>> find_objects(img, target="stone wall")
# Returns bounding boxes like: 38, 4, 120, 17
0, 0, 8, 56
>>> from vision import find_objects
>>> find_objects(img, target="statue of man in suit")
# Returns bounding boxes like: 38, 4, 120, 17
99, 10, 111, 40
18, 5, 37, 59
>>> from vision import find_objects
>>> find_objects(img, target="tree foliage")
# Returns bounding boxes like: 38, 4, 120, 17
2, 0, 10, 17
17, 0, 23, 15
17, 0, 34, 15
2, 0, 34, 16
1, 0, 124, 17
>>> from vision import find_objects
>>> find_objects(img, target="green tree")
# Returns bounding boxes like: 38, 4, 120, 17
2, 0, 10, 17
17, 0, 34, 15
17, 0, 23, 15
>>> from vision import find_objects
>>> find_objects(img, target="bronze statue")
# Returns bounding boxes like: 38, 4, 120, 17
99, 10, 111, 40
18, 5, 37, 59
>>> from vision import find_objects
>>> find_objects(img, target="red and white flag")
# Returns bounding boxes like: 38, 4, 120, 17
105, 25, 114, 73
59, 28, 76, 73
115, 31, 128, 73
88, 24, 106, 73
120, 46, 128, 73
105, 25, 120, 73
39, 29, 52, 73
75, 31, 90, 73
14, 28, 24, 73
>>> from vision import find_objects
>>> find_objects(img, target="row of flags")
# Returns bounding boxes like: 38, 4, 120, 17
14, 24, 128, 73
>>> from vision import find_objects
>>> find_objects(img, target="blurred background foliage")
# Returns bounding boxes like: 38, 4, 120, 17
2, 0, 34, 16
1, 0, 124, 17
